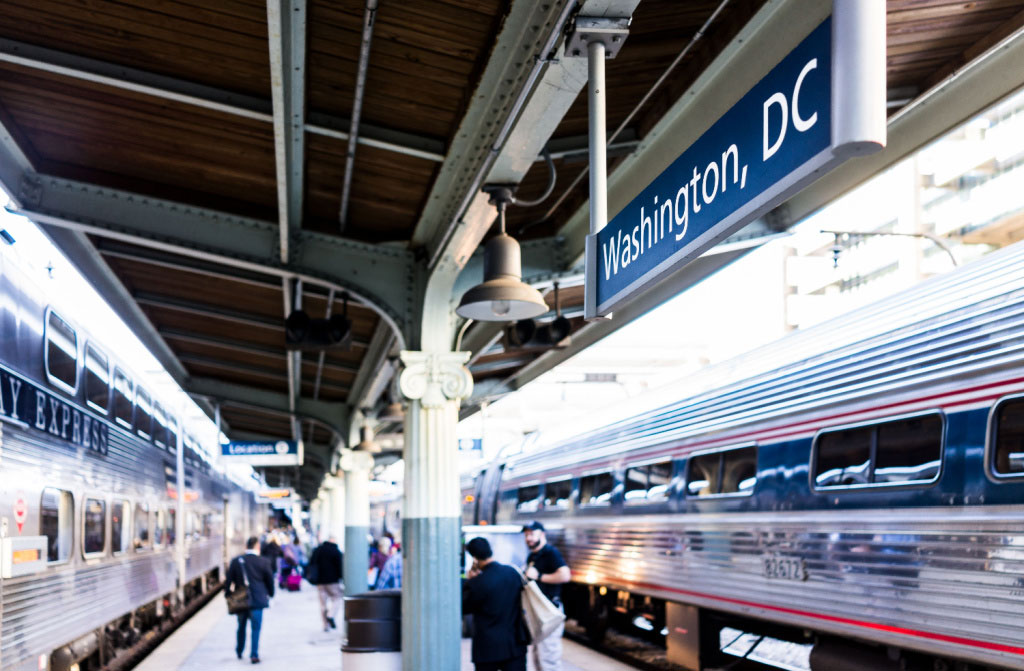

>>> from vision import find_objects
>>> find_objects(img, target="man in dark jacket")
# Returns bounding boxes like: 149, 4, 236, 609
463, 537, 530, 671
226, 536, 276, 664
307, 535, 344, 631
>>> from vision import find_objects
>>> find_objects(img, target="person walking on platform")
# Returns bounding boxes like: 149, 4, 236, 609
226, 536, 276, 664
463, 537, 531, 671
260, 533, 283, 581
522, 521, 571, 671
307, 535, 344, 631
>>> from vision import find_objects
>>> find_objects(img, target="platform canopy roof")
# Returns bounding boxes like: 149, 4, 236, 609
2, 0, 1024, 498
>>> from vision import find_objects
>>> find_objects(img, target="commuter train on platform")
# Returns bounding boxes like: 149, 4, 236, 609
0, 240, 263, 671
462, 241, 1024, 671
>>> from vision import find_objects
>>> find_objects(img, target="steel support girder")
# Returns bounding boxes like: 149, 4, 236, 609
0, 118, 32, 202
9, 174, 414, 340
347, 322, 395, 412
412, 0, 641, 351
0, 37, 445, 163
187, 376, 349, 439
266, 0, 307, 264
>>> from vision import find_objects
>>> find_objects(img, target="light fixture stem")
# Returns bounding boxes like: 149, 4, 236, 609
498, 201, 507, 235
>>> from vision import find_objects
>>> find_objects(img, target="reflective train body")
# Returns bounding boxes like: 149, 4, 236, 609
464, 243, 1024, 670
0, 241, 262, 671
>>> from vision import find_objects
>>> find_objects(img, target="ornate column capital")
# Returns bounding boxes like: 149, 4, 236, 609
399, 350, 473, 408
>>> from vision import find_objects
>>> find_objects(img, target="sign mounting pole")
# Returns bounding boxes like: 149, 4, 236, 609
575, 16, 630, 321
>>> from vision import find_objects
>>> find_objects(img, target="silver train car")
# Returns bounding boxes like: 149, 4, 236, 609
464, 241, 1024, 670
0, 240, 263, 671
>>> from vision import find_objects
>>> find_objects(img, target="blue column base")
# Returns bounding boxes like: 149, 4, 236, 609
344, 525, 370, 595
401, 516, 461, 671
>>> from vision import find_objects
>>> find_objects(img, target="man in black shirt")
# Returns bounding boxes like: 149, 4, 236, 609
522, 521, 570, 671
463, 537, 530, 671
307, 535, 344, 631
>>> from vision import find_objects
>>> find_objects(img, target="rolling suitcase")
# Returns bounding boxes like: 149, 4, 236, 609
287, 572, 302, 591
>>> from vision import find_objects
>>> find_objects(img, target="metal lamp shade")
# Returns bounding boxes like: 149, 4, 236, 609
456, 233, 548, 321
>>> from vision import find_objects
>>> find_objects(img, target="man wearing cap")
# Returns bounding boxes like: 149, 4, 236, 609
522, 521, 571, 671
463, 537, 530, 671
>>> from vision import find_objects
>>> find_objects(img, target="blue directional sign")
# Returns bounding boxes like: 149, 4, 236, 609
222, 440, 303, 466
585, 10, 885, 317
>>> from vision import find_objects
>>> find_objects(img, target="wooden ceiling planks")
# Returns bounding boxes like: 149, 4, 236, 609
306, 0, 504, 139
0, 0, 271, 97
304, 134, 437, 240
0, 64, 278, 218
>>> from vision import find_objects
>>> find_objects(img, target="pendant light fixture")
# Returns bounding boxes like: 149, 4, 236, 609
456, 193, 548, 321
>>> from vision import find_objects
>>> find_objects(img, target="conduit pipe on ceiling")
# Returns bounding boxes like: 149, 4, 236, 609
339, 0, 379, 232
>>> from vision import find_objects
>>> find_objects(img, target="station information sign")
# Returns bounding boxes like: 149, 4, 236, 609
256, 488, 296, 505
1, 536, 47, 578
221, 440, 303, 466
585, 5, 885, 318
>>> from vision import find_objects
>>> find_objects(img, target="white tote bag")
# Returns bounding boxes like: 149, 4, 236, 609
519, 570, 566, 642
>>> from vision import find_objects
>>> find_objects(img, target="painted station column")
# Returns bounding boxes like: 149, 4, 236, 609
398, 350, 473, 671
309, 497, 323, 542
328, 475, 346, 548
342, 456, 372, 595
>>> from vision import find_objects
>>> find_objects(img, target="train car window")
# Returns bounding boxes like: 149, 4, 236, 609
113, 368, 133, 428
687, 452, 721, 496
647, 461, 673, 502
624, 466, 648, 502
168, 420, 179, 454
83, 497, 107, 556
167, 507, 176, 545
993, 397, 1024, 476
111, 499, 129, 554
579, 471, 614, 505
152, 402, 167, 448
874, 415, 942, 483
814, 413, 942, 489
687, 447, 756, 496
543, 478, 573, 509
134, 503, 150, 550
154, 509, 166, 547
84, 344, 110, 413
814, 426, 872, 487
516, 485, 541, 513
41, 487, 74, 563
721, 448, 758, 494
45, 310, 78, 392
135, 388, 153, 440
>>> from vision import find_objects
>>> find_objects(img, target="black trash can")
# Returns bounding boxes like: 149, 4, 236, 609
342, 589, 401, 670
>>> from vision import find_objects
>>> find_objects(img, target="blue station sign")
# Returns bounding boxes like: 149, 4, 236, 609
221, 440, 303, 466
585, 7, 885, 318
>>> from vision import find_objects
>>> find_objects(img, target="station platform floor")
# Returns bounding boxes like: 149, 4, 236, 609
134, 582, 633, 671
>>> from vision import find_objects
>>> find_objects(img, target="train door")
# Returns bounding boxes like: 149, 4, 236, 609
222, 495, 230, 569
475, 463, 505, 524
